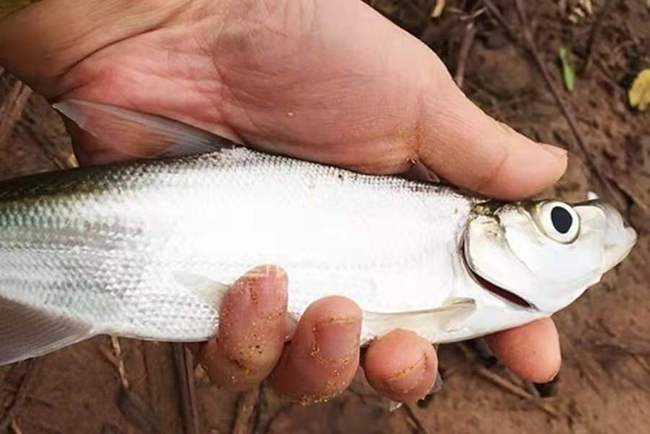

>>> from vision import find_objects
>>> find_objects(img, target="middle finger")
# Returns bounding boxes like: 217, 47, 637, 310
270, 296, 362, 404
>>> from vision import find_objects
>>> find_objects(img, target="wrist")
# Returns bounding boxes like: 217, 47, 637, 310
0, 0, 205, 96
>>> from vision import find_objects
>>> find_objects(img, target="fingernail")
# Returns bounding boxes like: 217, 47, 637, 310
242, 266, 287, 318
540, 143, 568, 159
313, 318, 360, 363
244, 265, 286, 286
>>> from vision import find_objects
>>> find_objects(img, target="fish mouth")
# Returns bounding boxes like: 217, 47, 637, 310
460, 240, 534, 310
575, 199, 637, 271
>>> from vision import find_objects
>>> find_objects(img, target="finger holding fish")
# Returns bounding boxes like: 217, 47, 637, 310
363, 329, 437, 403
200, 274, 438, 403
486, 318, 561, 383
197, 267, 558, 401
270, 296, 362, 404
201, 265, 289, 392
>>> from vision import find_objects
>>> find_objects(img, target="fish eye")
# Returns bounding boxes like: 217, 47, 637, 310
534, 201, 580, 243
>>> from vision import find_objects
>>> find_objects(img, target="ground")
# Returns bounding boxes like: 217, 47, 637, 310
0, 1, 648, 433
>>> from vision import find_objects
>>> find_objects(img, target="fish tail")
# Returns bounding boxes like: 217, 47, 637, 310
0, 295, 95, 365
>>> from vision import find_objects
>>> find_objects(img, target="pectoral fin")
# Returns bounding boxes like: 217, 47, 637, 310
0, 297, 95, 365
363, 298, 476, 342
53, 99, 238, 159
172, 271, 231, 309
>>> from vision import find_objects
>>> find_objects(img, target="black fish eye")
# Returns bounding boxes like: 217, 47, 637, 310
535, 201, 580, 243
551, 206, 573, 234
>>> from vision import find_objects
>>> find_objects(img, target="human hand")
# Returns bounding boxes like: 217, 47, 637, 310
0, 0, 565, 402
201, 265, 559, 403
201, 264, 441, 403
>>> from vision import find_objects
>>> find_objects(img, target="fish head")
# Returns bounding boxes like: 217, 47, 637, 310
463, 199, 637, 313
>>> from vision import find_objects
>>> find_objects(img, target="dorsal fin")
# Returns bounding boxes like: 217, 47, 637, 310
53, 99, 237, 159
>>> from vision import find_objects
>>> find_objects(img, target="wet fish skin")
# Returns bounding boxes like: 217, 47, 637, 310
0, 148, 476, 352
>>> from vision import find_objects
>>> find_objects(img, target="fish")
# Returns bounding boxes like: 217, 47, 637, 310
0, 100, 637, 365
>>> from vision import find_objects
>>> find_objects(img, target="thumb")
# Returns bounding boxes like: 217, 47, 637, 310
415, 70, 567, 200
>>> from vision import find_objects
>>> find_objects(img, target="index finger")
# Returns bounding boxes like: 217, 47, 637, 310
201, 265, 288, 392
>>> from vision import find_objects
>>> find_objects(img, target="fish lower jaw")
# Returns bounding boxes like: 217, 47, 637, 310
459, 239, 536, 310
468, 269, 534, 309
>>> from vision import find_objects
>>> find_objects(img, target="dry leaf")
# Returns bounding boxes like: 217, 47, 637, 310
629, 69, 650, 111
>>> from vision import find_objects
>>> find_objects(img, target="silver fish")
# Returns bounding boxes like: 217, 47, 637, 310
0, 100, 637, 365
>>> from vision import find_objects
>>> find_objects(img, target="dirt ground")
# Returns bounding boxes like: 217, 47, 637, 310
0, 1, 648, 433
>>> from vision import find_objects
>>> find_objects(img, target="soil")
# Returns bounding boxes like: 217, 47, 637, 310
0, 1, 648, 433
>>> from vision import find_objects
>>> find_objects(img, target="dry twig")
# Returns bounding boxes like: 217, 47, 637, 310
583, 0, 618, 74
172, 343, 200, 434
402, 404, 430, 434
458, 343, 562, 418
111, 336, 129, 390
0, 81, 31, 147
474, 366, 561, 417
117, 387, 160, 434
232, 388, 261, 434
10, 419, 23, 434
455, 22, 477, 88
481, 0, 517, 41
98, 345, 120, 368
431, 0, 446, 18
0, 360, 40, 432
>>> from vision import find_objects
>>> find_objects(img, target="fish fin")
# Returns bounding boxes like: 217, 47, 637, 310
363, 297, 476, 341
172, 271, 231, 308
402, 160, 440, 183
53, 99, 237, 159
0, 297, 95, 365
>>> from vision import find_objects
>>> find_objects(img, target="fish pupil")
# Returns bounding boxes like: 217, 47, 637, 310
551, 206, 573, 234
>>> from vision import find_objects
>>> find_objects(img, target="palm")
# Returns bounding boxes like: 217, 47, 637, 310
64, 0, 436, 174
